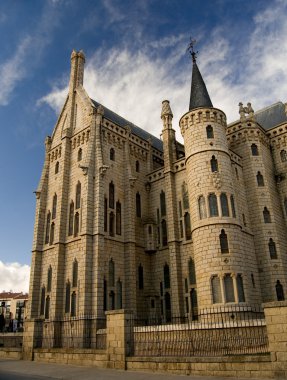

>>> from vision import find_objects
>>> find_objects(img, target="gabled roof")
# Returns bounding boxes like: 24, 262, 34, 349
92, 100, 163, 151
254, 101, 287, 130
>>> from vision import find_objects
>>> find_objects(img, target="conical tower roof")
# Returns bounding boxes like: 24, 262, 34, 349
189, 56, 213, 111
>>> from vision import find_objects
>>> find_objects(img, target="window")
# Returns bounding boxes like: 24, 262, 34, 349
269, 238, 277, 259
276, 280, 285, 301
220, 229, 229, 253
76, 182, 81, 209
224, 274, 235, 302
190, 289, 198, 320
185, 297, 189, 313
263, 207, 271, 223
74, 212, 79, 237
103, 278, 107, 311
198, 196, 207, 219
208, 193, 218, 217
180, 220, 183, 238
184, 212, 191, 240
256, 171, 264, 186
182, 182, 189, 209
211, 276, 222, 304
109, 182, 115, 209
188, 258, 196, 285
49, 222, 55, 245
116, 201, 121, 235
45, 212, 51, 244
206, 125, 214, 138
77, 148, 82, 161
161, 219, 168, 246
164, 264, 170, 289
136, 160, 140, 172
72, 260, 78, 287
160, 191, 166, 216
110, 148, 115, 161
109, 212, 115, 236
242, 213, 246, 226
40, 287, 45, 315
236, 274, 245, 302
136, 192, 141, 217
45, 296, 50, 319
210, 155, 218, 172
71, 292, 76, 317
179, 201, 182, 217
165, 292, 171, 322
184, 278, 188, 293
220, 193, 229, 217
68, 202, 74, 236
109, 259, 115, 287
235, 167, 239, 180
280, 149, 287, 162
65, 282, 70, 313
52, 194, 57, 219
47, 266, 52, 292
230, 195, 236, 217
55, 161, 59, 174
109, 291, 115, 310
104, 198, 107, 232
284, 197, 287, 217
116, 279, 122, 309
251, 144, 259, 156
251, 273, 256, 288
138, 264, 144, 289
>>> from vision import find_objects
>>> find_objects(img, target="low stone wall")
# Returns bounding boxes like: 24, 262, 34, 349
0, 347, 23, 360
0, 333, 23, 348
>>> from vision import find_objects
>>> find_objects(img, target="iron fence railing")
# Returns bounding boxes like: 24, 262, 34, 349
130, 305, 269, 357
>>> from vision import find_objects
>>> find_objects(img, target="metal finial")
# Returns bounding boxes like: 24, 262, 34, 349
186, 37, 198, 63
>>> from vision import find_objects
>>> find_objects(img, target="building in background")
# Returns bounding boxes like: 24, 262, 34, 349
0, 292, 28, 330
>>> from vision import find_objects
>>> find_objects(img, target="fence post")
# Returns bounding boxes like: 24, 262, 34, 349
264, 301, 287, 379
106, 310, 133, 369
22, 319, 42, 360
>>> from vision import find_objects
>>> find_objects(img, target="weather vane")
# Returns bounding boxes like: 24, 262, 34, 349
187, 37, 198, 63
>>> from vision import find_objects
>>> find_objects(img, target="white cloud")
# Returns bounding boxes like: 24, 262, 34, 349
0, 261, 30, 293
37, 85, 68, 112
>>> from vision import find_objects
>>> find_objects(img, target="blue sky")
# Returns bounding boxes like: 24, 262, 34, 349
0, 0, 287, 292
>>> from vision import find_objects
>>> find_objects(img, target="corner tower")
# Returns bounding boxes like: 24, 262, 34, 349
179, 42, 261, 309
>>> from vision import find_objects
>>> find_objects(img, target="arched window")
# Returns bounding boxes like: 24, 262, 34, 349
136, 160, 139, 172
71, 291, 76, 317
184, 212, 191, 240
284, 197, 287, 217
251, 143, 259, 156
263, 207, 271, 223
280, 149, 287, 162
256, 171, 264, 186
45, 296, 50, 319
220, 229, 229, 253
182, 182, 189, 210
269, 238, 277, 259
198, 196, 207, 219
160, 191, 166, 216
211, 276, 222, 304
65, 282, 70, 313
236, 274, 245, 302
210, 155, 218, 172
109, 182, 114, 209
72, 260, 78, 287
110, 148, 115, 161
208, 193, 218, 217
109, 258, 115, 287
49, 222, 55, 245
116, 279, 122, 309
76, 182, 81, 209
47, 266, 52, 292
77, 148, 82, 161
230, 195, 236, 217
188, 258, 196, 285
52, 194, 57, 219
161, 219, 168, 246
276, 280, 285, 301
40, 286, 45, 315
55, 161, 59, 174
74, 212, 79, 237
220, 193, 229, 217
103, 278, 107, 311
45, 212, 51, 244
136, 192, 141, 217
116, 201, 121, 235
224, 274, 235, 302
68, 202, 74, 236
138, 264, 144, 289
109, 290, 115, 310
206, 125, 214, 139
190, 288, 198, 321
164, 264, 170, 289
104, 197, 108, 232
109, 212, 115, 236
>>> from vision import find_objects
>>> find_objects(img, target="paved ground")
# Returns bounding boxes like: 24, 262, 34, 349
0, 359, 271, 380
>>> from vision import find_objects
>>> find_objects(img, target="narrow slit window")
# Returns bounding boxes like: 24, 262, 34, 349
220, 229, 229, 253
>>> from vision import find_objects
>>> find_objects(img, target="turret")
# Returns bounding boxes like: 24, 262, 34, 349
161, 100, 177, 168
69, 50, 85, 94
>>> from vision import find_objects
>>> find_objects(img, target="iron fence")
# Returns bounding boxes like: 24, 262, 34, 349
130, 305, 269, 357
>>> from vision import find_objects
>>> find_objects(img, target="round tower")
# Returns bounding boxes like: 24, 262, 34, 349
180, 46, 261, 309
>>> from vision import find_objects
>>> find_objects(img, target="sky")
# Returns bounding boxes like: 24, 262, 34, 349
0, 0, 287, 293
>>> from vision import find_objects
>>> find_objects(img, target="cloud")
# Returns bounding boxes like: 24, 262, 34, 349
37, 85, 68, 112
0, 261, 30, 293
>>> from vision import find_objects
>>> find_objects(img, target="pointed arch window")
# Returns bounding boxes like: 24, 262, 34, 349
72, 260, 78, 287
188, 258, 196, 285
138, 264, 144, 289
109, 182, 114, 209
45, 212, 51, 244
198, 196, 207, 219
49, 222, 55, 245
47, 266, 52, 292
160, 191, 166, 216
224, 274, 235, 302
71, 291, 76, 317
68, 201, 74, 236
109, 291, 115, 310
256, 171, 264, 186
76, 182, 81, 209
251, 143, 259, 156
136, 192, 141, 217
65, 282, 70, 313
74, 212, 79, 237
276, 280, 285, 301
109, 258, 115, 287
184, 212, 191, 240
116, 201, 121, 235
206, 125, 214, 138
284, 197, 287, 217
164, 263, 170, 289
110, 148, 115, 161
52, 194, 57, 219
230, 195, 236, 217
220, 229, 229, 253
45, 296, 50, 319
136, 160, 140, 172
208, 193, 218, 217
280, 149, 287, 162
220, 193, 229, 217
237, 274, 245, 302
161, 219, 168, 246
77, 148, 82, 162
210, 155, 218, 172
211, 276, 222, 304
116, 279, 122, 309
40, 286, 45, 315
104, 197, 108, 232
269, 238, 277, 259
55, 161, 59, 174
263, 207, 271, 223
109, 211, 115, 236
